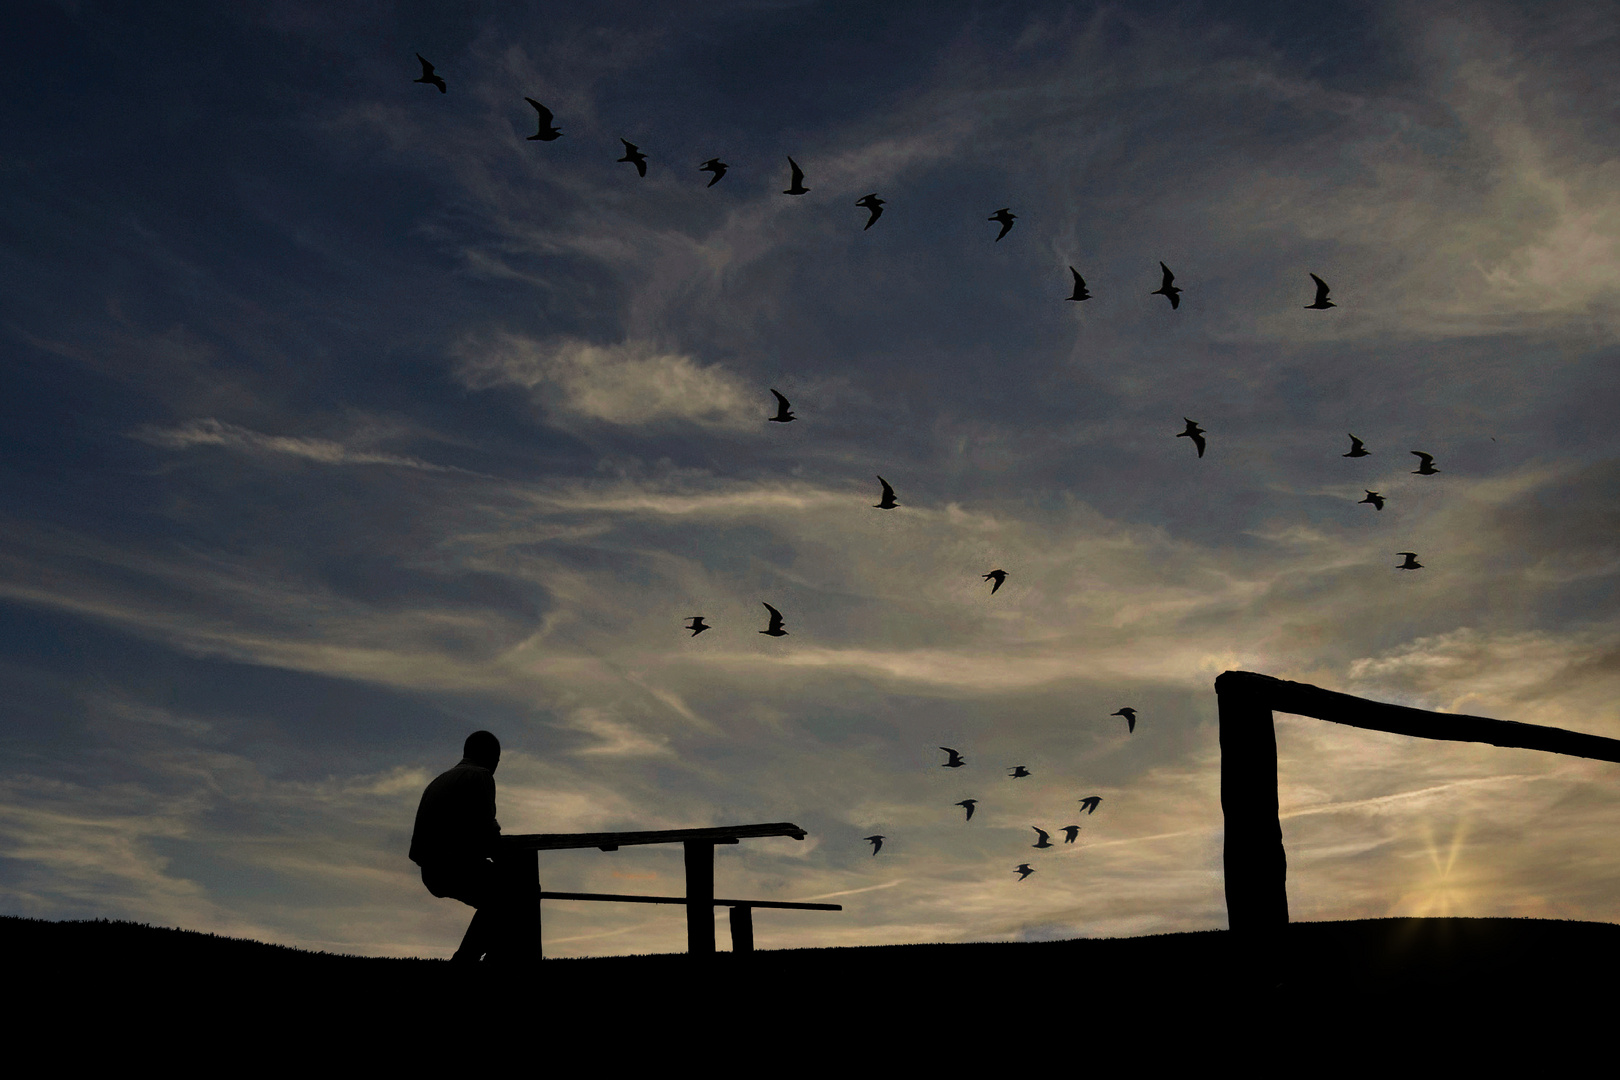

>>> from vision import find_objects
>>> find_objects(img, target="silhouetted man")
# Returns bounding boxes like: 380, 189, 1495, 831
410, 730, 509, 962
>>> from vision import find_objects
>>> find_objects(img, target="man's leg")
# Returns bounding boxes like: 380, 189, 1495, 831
423, 861, 501, 962
455, 904, 498, 963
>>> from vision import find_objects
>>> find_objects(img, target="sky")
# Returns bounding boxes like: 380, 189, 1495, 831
1, 0, 1617, 959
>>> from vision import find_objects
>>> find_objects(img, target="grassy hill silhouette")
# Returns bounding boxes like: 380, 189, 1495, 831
10, 913, 1618, 1013
9, 912, 1614, 1066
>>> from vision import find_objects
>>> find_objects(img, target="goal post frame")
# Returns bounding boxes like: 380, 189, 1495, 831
1215, 670, 1620, 933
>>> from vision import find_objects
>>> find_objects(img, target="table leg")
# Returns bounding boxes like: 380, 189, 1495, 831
729, 904, 754, 954
684, 840, 715, 955
499, 847, 541, 964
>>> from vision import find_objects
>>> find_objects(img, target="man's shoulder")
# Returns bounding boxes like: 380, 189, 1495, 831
424, 761, 494, 794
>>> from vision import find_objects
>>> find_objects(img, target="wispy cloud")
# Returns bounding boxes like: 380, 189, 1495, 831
130, 418, 469, 473
453, 333, 757, 431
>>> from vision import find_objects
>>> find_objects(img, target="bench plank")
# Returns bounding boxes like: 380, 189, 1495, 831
538, 890, 841, 910
504, 822, 807, 852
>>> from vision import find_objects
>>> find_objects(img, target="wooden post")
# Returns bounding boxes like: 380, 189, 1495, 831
729, 904, 755, 954
498, 846, 542, 964
684, 840, 715, 955
1215, 671, 1289, 933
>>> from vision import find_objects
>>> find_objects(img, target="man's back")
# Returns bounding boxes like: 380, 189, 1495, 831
409, 757, 501, 867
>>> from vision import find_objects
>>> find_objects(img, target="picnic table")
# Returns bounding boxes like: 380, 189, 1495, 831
496, 822, 840, 959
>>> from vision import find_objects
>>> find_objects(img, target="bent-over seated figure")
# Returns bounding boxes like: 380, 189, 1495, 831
410, 730, 510, 962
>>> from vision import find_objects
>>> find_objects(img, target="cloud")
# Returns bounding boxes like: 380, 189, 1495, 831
563, 706, 677, 757
130, 418, 467, 473
453, 333, 756, 431
1220, 5, 1620, 341
1345, 626, 1620, 733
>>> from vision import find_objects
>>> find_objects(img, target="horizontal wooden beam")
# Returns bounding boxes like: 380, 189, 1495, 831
1216, 671, 1620, 763
538, 890, 841, 911
503, 822, 808, 852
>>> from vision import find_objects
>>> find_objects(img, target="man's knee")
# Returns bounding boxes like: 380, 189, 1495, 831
422, 860, 498, 906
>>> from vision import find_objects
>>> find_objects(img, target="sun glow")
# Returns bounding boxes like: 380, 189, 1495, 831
1392, 819, 1478, 917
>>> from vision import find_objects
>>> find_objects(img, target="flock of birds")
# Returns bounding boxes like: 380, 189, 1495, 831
413, 55, 1447, 880
862, 746, 1120, 881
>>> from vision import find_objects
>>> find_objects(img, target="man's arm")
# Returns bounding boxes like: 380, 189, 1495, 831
482, 770, 502, 858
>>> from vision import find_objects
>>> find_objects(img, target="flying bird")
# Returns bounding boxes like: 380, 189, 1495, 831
1305, 273, 1336, 309
1360, 490, 1385, 511
1397, 552, 1423, 570
1067, 267, 1092, 302
1111, 708, 1137, 733
1411, 451, 1440, 475
1079, 796, 1102, 815
989, 208, 1016, 241
865, 835, 885, 855
874, 476, 898, 509
956, 799, 977, 821
414, 55, 447, 93
1061, 825, 1081, 843
759, 602, 788, 636
617, 140, 648, 177
1032, 827, 1053, 849
1177, 418, 1206, 458
1302, 272, 1341, 310
983, 569, 1007, 594
699, 158, 728, 186
768, 389, 795, 423
1152, 262, 1182, 309
524, 98, 562, 141
940, 747, 966, 768
783, 157, 809, 195
1344, 434, 1370, 458
1015, 863, 1035, 881
1009, 766, 1031, 779
856, 193, 885, 229
685, 617, 710, 636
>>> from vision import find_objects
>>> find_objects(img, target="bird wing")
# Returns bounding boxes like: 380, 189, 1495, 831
878, 476, 895, 498
788, 157, 803, 183
417, 55, 435, 76
1311, 273, 1330, 301
763, 602, 782, 624
771, 389, 790, 409
525, 98, 554, 124
1160, 262, 1175, 287
1192, 433, 1206, 456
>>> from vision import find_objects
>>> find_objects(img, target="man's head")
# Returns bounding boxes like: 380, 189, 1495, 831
463, 730, 501, 772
